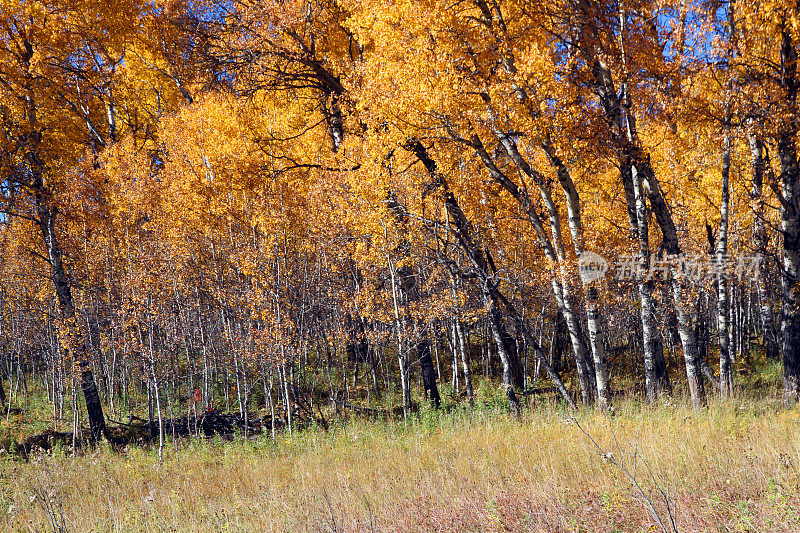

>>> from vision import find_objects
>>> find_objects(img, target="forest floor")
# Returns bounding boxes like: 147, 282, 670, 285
0, 361, 799, 532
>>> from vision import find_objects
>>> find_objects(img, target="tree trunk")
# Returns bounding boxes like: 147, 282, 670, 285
717, 106, 733, 398
484, 290, 523, 413
36, 193, 107, 443
748, 131, 780, 361
466, 16, 598, 407
672, 278, 707, 409
590, 50, 705, 408
454, 318, 474, 405
630, 158, 671, 402
544, 143, 611, 409
416, 338, 441, 409
779, 28, 800, 406
472, 136, 593, 404
406, 140, 573, 408
388, 257, 411, 418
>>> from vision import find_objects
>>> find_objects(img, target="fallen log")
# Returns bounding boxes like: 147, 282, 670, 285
18, 430, 77, 455
331, 399, 419, 420
124, 410, 290, 440
520, 386, 558, 396
12, 410, 297, 456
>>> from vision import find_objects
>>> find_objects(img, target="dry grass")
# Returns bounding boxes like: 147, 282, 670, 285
1, 398, 799, 532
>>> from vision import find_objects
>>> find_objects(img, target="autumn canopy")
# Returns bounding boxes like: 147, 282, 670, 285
1, 0, 799, 440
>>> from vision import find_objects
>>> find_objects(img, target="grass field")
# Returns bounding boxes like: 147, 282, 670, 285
1, 393, 799, 532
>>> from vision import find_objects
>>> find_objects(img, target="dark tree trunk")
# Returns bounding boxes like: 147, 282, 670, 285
36, 192, 106, 443
748, 132, 780, 360
417, 339, 441, 409
778, 28, 800, 406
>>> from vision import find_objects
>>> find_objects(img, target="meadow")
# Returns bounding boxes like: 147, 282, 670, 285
1, 382, 798, 532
